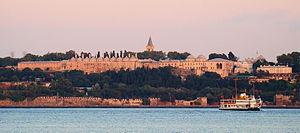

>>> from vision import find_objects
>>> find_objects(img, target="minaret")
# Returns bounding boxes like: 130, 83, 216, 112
145, 36, 154, 52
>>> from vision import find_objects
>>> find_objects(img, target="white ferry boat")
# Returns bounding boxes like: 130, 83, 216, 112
219, 93, 262, 111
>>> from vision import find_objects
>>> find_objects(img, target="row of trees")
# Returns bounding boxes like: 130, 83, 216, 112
0, 67, 299, 103
2, 50, 299, 73
137, 51, 238, 61
0, 50, 190, 66
0, 50, 76, 67
0, 68, 48, 82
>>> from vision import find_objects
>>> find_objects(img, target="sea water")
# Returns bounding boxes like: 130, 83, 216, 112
0, 108, 299, 133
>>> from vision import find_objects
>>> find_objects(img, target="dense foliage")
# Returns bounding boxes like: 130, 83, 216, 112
208, 52, 238, 61
136, 51, 191, 61
0, 50, 191, 67
277, 52, 300, 73
167, 51, 190, 60
0, 50, 76, 67
252, 59, 275, 70
137, 51, 166, 61
0, 57, 19, 67
0, 67, 298, 103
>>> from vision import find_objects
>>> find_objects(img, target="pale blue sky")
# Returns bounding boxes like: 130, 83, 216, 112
0, 0, 299, 61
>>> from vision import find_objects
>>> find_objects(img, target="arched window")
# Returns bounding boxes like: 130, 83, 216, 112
216, 63, 220, 69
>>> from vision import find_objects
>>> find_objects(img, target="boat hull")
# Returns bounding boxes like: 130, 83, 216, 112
219, 108, 260, 111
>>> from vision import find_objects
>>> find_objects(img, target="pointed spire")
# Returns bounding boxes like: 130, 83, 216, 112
145, 36, 155, 52
147, 36, 153, 46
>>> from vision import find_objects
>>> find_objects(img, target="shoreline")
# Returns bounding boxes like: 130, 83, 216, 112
1, 105, 300, 109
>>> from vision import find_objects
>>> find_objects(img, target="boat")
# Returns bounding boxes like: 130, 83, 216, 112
219, 78, 262, 111
219, 93, 262, 111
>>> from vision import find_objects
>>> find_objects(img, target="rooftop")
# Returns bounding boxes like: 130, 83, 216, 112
208, 58, 232, 62
259, 65, 291, 68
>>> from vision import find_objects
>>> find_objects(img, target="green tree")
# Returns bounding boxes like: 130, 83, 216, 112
0, 57, 19, 67
64, 70, 91, 87
167, 51, 190, 60
19, 68, 34, 81
50, 78, 75, 97
21, 53, 41, 61
137, 51, 166, 61
0, 90, 6, 100
208, 53, 228, 60
277, 52, 300, 72
7, 85, 27, 102
253, 59, 271, 70
228, 52, 238, 61
65, 50, 76, 59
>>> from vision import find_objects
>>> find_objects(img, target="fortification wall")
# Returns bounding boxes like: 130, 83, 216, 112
0, 96, 207, 107
0, 96, 143, 107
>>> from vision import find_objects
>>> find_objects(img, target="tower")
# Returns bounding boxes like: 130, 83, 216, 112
145, 36, 154, 52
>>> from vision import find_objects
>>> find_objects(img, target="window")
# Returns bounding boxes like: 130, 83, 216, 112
216, 63, 223, 69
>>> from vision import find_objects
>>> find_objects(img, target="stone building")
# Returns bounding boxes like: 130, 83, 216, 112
149, 97, 208, 106
234, 61, 253, 74
18, 61, 63, 71
17, 54, 238, 78
159, 55, 235, 77
274, 94, 292, 106
257, 65, 292, 74
17, 38, 252, 77
18, 54, 159, 74
256, 65, 293, 81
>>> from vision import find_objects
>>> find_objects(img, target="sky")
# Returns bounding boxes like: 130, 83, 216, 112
0, 0, 299, 61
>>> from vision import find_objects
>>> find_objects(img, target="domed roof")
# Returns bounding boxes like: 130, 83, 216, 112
197, 55, 206, 60
208, 58, 231, 62
186, 55, 195, 59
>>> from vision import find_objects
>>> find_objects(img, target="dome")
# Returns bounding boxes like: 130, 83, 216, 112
197, 55, 206, 60
186, 55, 195, 59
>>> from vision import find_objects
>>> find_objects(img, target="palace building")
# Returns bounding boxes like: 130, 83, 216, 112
256, 65, 292, 74
256, 65, 293, 81
17, 37, 253, 77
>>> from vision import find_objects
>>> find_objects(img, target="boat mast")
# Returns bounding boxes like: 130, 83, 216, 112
252, 82, 255, 96
234, 78, 238, 99
251, 79, 256, 96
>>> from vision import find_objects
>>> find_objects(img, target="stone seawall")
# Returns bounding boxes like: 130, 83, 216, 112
0, 96, 209, 107
0, 96, 143, 107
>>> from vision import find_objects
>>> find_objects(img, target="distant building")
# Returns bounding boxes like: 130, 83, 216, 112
18, 54, 158, 74
256, 65, 293, 81
17, 37, 253, 78
0, 82, 33, 89
0, 82, 51, 89
145, 36, 154, 52
149, 97, 207, 106
274, 94, 292, 106
257, 65, 292, 74
158, 56, 235, 77
234, 61, 253, 74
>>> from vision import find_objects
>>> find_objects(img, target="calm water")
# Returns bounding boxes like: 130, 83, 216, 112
0, 108, 299, 133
